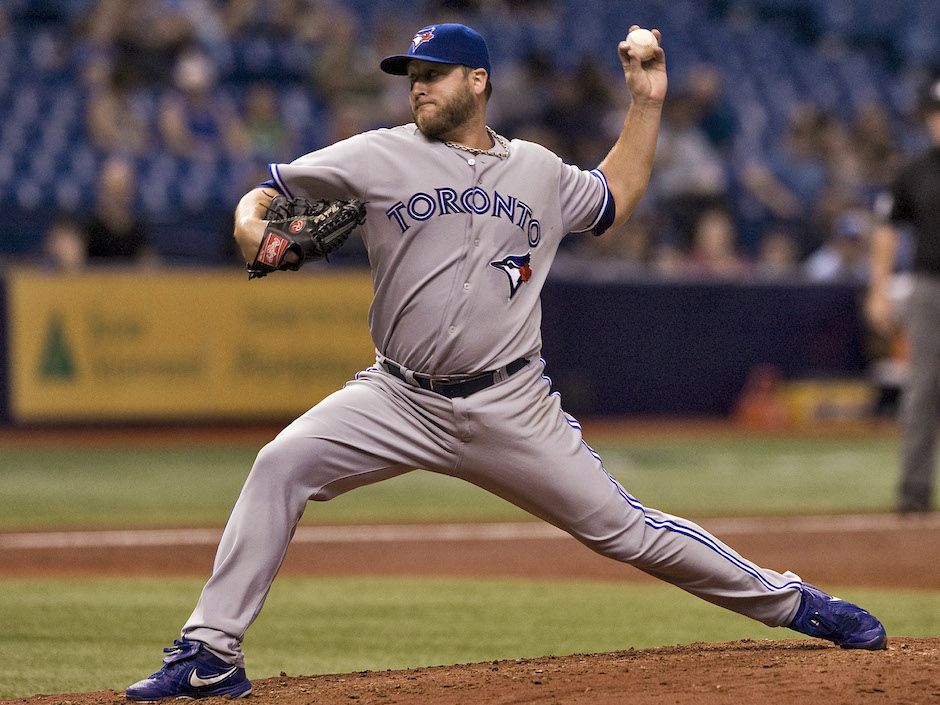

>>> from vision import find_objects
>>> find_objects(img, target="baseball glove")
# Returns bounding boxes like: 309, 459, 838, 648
247, 195, 366, 279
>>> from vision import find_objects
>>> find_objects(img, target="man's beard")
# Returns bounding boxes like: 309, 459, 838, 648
413, 82, 476, 140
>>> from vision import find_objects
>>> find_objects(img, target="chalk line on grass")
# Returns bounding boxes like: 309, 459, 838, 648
1, 513, 938, 550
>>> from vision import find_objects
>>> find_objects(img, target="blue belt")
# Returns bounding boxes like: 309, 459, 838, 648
382, 357, 529, 398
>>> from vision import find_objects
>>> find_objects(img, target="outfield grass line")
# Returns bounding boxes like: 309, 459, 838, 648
1, 513, 939, 550
0, 523, 562, 549
703, 513, 940, 534
0, 527, 226, 549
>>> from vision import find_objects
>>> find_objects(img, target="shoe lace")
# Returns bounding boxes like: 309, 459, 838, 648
146, 639, 201, 677
163, 639, 190, 656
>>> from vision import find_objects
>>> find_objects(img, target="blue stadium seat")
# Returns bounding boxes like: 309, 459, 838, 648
0, 0, 933, 258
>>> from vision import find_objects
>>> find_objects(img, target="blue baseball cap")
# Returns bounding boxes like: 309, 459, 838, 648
380, 23, 491, 76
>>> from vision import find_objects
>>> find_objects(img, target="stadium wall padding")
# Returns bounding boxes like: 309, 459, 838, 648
0, 275, 7, 424
0, 269, 867, 423
540, 276, 867, 417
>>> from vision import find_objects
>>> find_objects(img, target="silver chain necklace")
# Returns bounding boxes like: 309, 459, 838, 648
443, 126, 510, 159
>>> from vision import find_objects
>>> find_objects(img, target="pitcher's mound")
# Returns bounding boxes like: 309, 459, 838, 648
8, 637, 938, 705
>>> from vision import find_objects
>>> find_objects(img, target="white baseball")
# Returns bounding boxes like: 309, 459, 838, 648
626, 28, 658, 62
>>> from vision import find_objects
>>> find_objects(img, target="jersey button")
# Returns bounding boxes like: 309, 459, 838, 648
463, 282, 470, 290
467, 158, 476, 166
448, 325, 456, 334
473, 239, 480, 247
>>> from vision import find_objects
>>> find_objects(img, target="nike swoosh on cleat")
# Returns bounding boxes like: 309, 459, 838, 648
189, 667, 238, 688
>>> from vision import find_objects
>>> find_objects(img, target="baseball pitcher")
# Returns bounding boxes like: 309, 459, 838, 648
127, 22, 886, 701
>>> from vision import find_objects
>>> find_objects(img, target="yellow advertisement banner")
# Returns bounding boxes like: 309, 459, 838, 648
8, 268, 375, 421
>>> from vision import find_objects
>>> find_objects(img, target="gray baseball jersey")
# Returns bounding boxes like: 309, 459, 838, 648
182, 124, 802, 667
269, 123, 611, 374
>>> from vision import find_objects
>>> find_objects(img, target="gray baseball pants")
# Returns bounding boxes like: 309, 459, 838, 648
183, 360, 802, 667
899, 274, 940, 510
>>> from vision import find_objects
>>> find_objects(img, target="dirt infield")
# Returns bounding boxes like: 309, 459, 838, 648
3, 638, 937, 705
2, 514, 939, 704
2, 514, 939, 589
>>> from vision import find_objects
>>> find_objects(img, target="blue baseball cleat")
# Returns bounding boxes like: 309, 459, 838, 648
125, 639, 252, 701
788, 583, 887, 650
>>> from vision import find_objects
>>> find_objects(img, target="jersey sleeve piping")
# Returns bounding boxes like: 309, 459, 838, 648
571, 168, 616, 236
268, 163, 293, 199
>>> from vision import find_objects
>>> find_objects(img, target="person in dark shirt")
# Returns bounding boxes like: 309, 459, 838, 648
866, 76, 940, 513
85, 154, 154, 262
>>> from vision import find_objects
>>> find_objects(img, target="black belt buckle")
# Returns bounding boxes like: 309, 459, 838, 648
427, 373, 465, 386
385, 357, 528, 398
429, 373, 491, 398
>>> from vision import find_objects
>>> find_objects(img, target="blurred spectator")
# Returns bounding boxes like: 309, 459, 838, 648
328, 98, 378, 144
512, 124, 567, 163
431, 0, 486, 12
686, 207, 748, 277
539, 58, 616, 165
566, 56, 619, 165
84, 155, 156, 263
277, 0, 388, 119
803, 210, 872, 282
574, 215, 657, 271
739, 104, 828, 236
159, 47, 248, 158
84, 0, 194, 86
755, 224, 800, 279
812, 185, 863, 252
83, 52, 154, 155
242, 82, 293, 161
494, 50, 557, 134
220, 0, 300, 38
684, 63, 738, 152
817, 114, 868, 203
651, 241, 687, 277
299, 2, 383, 107
500, 0, 561, 30
42, 217, 87, 272
852, 101, 902, 194
652, 93, 729, 247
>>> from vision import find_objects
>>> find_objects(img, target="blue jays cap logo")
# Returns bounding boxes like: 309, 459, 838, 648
411, 27, 435, 52
380, 23, 491, 77
490, 252, 532, 299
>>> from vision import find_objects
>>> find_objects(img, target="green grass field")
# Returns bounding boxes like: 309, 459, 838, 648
2, 577, 937, 699
1, 433, 937, 699
0, 435, 913, 530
